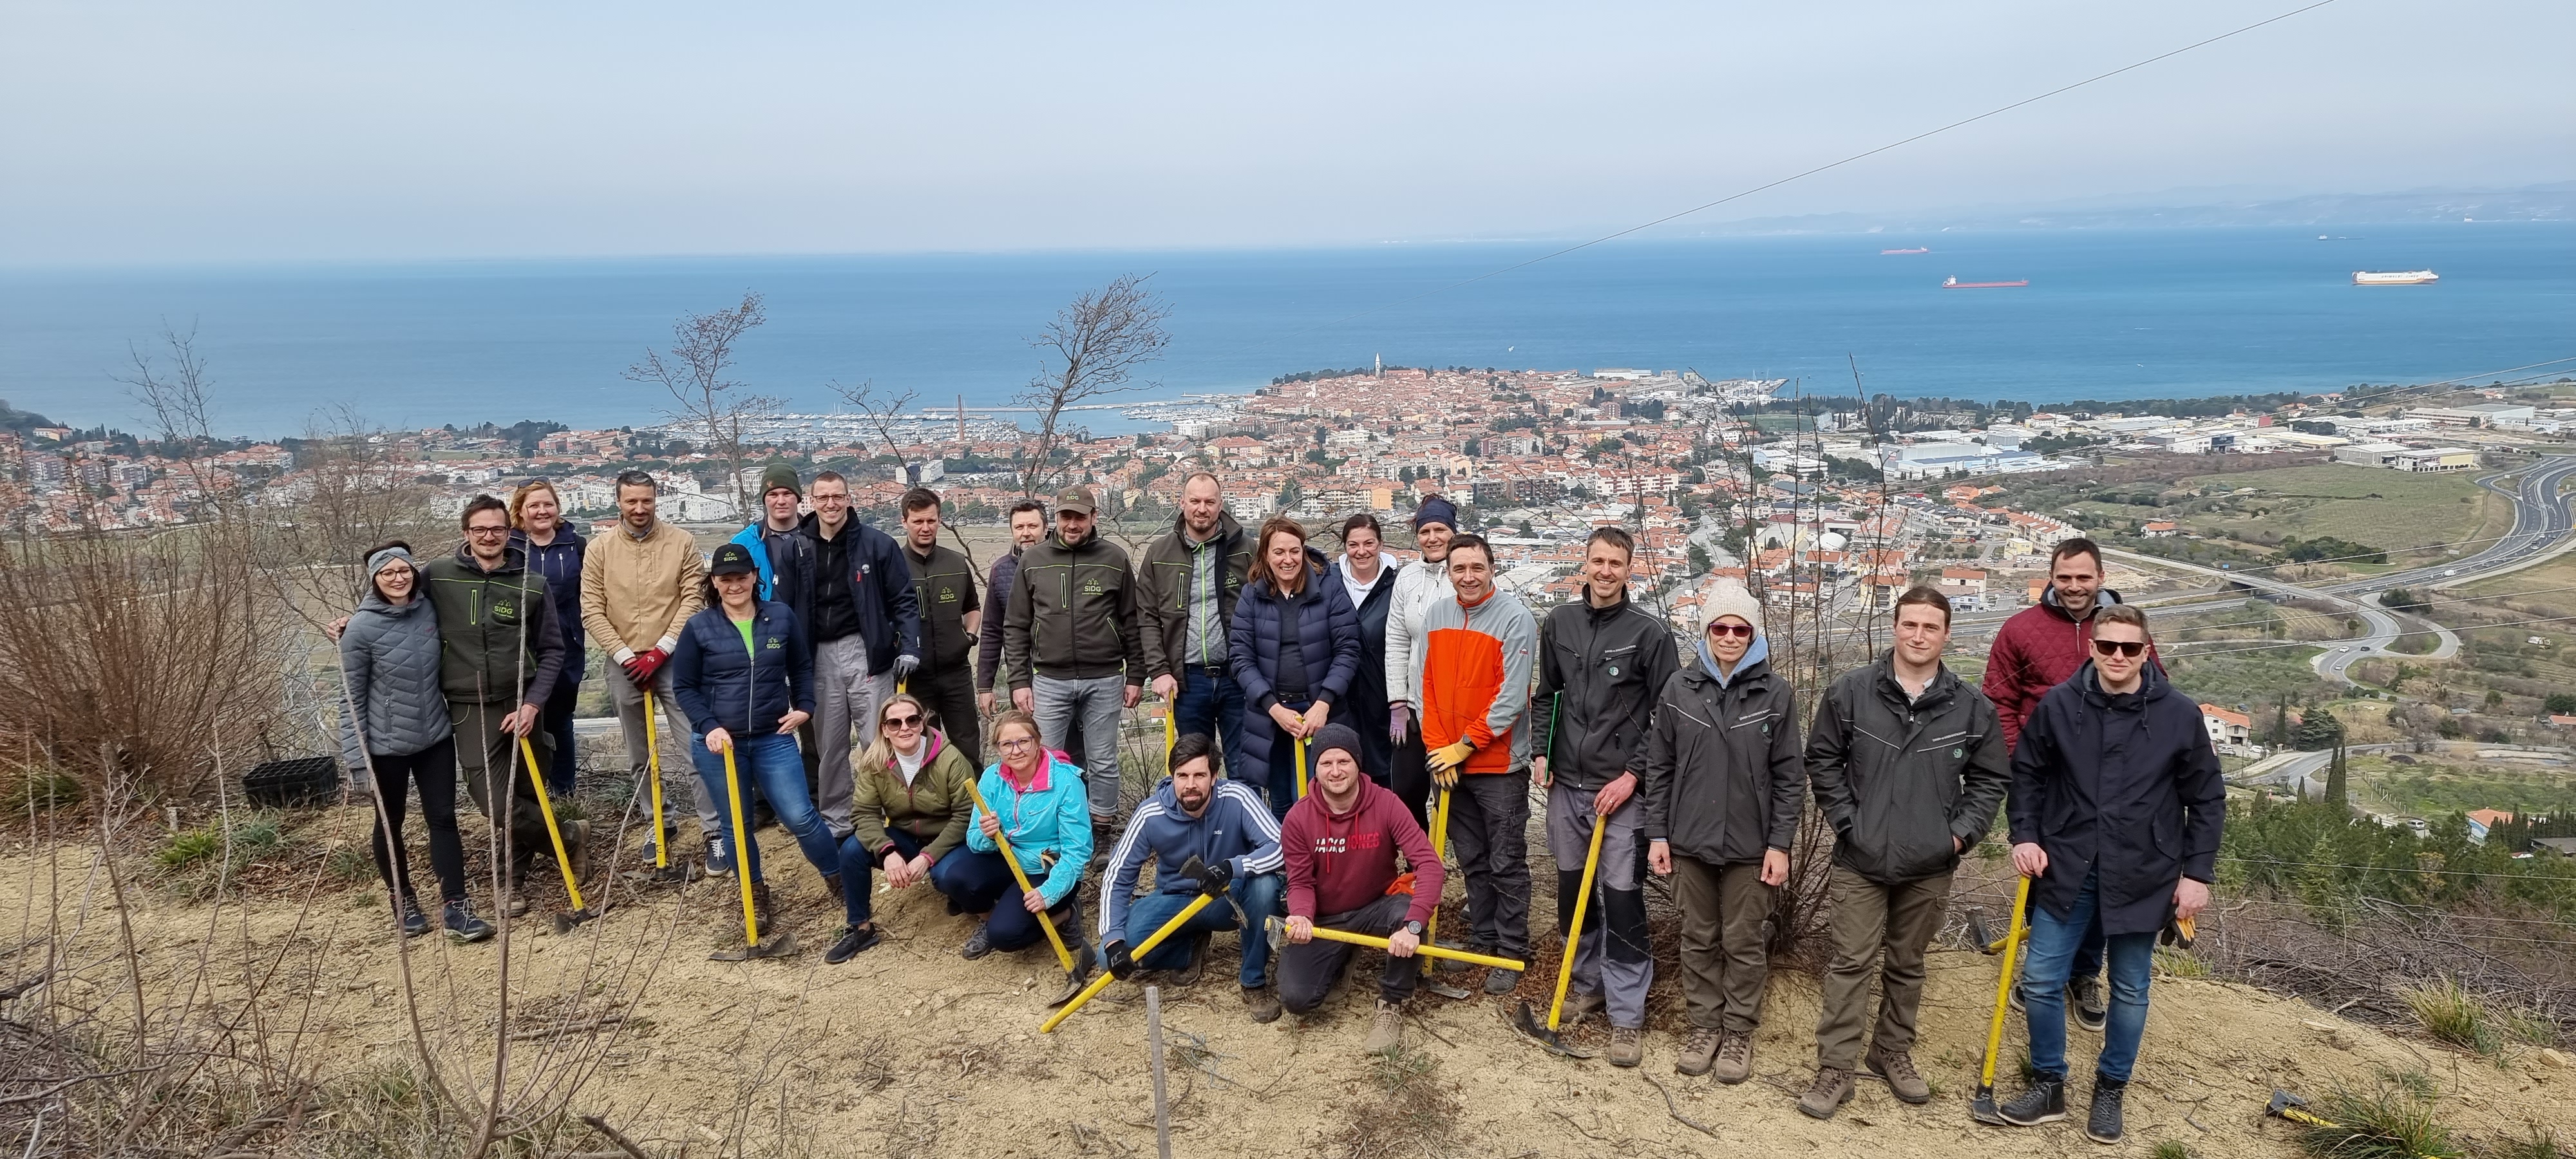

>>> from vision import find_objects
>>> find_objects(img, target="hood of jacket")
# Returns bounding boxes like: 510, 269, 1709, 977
354, 586, 428, 621
2039, 583, 2126, 621
1695, 632, 1770, 688
1169, 507, 1244, 547
2076, 656, 2170, 709
451, 540, 529, 576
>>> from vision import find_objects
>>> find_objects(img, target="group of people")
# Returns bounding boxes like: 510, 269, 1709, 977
336, 466, 2222, 1144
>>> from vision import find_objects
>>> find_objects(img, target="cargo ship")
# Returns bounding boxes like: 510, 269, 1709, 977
2352, 270, 2438, 286
1942, 276, 2028, 289
1881, 246, 1929, 254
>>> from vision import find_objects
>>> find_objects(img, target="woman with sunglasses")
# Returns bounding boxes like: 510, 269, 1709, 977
1638, 581, 1804, 1082
835, 693, 979, 962
949, 710, 1098, 998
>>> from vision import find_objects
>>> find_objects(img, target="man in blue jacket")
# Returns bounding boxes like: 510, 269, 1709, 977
1995, 603, 2221, 1145
1098, 731, 1288, 1022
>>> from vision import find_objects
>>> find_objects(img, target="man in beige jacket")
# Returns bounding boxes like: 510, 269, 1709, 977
581, 470, 710, 874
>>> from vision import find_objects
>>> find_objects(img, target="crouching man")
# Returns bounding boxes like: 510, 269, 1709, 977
1276, 723, 1444, 1054
1997, 603, 2222, 1144
1099, 732, 1288, 1022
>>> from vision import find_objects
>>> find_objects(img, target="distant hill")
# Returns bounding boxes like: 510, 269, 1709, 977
1700, 182, 2576, 235
0, 399, 62, 436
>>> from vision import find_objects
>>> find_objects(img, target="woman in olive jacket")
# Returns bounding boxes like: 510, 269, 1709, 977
837, 692, 980, 962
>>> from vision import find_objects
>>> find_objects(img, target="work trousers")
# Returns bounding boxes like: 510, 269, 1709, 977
1545, 779, 1653, 1029
1123, 872, 1286, 988
365, 737, 466, 904
1671, 854, 1775, 1033
944, 849, 1087, 953
449, 698, 554, 881
1388, 728, 1432, 827
809, 634, 893, 838
1278, 894, 1422, 1012
1171, 665, 1249, 784
1444, 768, 1532, 956
1815, 863, 1953, 1069
1032, 674, 1128, 823
539, 675, 581, 796
606, 659, 711, 840
2023, 871, 2158, 1083
914, 661, 983, 769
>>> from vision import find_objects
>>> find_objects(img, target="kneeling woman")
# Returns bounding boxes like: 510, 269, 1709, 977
950, 710, 1097, 992
837, 693, 980, 962
670, 542, 864, 937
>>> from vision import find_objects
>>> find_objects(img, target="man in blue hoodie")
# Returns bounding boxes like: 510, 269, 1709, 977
1098, 730, 1288, 1022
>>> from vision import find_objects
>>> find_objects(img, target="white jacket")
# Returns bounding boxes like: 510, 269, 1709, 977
1381, 556, 1454, 706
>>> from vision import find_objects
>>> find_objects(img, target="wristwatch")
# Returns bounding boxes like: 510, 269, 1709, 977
1403, 920, 1425, 937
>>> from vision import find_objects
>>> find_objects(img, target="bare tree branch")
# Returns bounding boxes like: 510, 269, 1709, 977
1014, 274, 1171, 498
625, 292, 770, 516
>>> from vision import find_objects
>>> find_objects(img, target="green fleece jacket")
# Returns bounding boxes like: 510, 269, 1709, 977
850, 730, 978, 863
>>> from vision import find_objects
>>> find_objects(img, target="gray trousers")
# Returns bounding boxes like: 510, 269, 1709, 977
1546, 779, 1653, 1030
1032, 674, 1127, 823
812, 634, 892, 839
1445, 768, 1532, 957
1815, 863, 1953, 1069
606, 659, 712, 837
1672, 855, 1775, 1033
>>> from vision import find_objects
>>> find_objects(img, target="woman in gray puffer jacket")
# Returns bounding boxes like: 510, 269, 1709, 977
340, 542, 491, 942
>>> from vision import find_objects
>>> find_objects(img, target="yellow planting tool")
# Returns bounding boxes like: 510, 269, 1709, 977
1044, 886, 1212, 1033
959, 775, 1077, 974
1293, 735, 1309, 800
1262, 917, 1524, 970
1545, 813, 1607, 1031
643, 691, 667, 868
1162, 697, 1177, 765
516, 735, 594, 934
708, 740, 798, 961
1969, 875, 2032, 1125
1420, 786, 1474, 1000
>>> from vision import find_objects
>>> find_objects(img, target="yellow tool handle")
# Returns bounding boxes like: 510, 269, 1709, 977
1978, 875, 2033, 1090
1294, 735, 1308, 800
721, 742, 759, 945
1546, 813, 1607, 1030
1265, 918, 1525, 970
959, 777, 1078, 974
643, 690, 666, 868
1425, 787, 1453, 950
1162, 697, 1177, 763
518, 735, 583, 911
1042, 892, 1212, 1033
896, 678, 909, 696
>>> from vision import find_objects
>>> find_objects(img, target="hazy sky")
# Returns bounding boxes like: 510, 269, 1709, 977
5, 0, 2568, 265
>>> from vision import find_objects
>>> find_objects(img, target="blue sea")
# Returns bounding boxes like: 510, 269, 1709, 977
4, 223, 2571, 438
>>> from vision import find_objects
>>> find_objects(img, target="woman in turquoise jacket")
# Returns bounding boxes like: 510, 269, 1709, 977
952, 709, 1097, 993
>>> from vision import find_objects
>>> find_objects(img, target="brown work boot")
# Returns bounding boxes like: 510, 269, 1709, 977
564, 820, 591, 883
1364, 1000, 1405, 1053
1676, 1026, 1722, 1076
1798, 1067, 1855, 1119
1864, 1043, 1933, 1104
1607, 1026, 1644, 1068
1560, 990, 1606, 1026
1710, 1031, 1754, 1084
1242, 985, 1283, 1024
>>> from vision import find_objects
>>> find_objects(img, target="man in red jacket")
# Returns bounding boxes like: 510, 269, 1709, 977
1982, 537, 2148, 1030
1277, 722, 1445, 1055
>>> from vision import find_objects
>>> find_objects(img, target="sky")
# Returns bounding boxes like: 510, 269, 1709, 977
3, 0, 2570, 265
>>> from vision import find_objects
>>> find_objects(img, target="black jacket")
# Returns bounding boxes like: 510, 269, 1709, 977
421, 543, 567, 706
1531, 596, 1683, 794
1806, 654, 2011, 884
903, 539, 983, 678
1638, 649, 1803, 865
1002, 528, 1144, 689
2008, 661, 2224, 936
668, 600, 817, 737
775, 513, 921, 676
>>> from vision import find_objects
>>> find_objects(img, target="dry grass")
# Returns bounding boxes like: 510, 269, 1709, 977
2291, 1077, 2466, 1159
1332, 1044, 1460, 1159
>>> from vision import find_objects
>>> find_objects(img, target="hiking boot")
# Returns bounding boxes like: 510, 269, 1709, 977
1364, 1000, 1405, 1053
1710, 1032, 1754, 1085
1676, 1026, 1723, 1076
1864, 1043, 1933, 1104
1159, 931, 1204, 986
825, 923, 881, 964
2070, 974, 2108, 1033
960, 923, 994, 960
1998, 1077, 2068, 1126
1482, 966, 1521, 996
442, 899, 495, 943
1798, 1067, 1855, 1120
2085, 1075, 2126, 1144
1560, 990, 1607, 1027
748, 881, 775, 933
1607, 1026, 1644, 1068
1437, 943, 1492, 975
500, 881, 533, 919
1242, 985, 1283, 1024
563, 820, 591, 882
396, 895, 431, 938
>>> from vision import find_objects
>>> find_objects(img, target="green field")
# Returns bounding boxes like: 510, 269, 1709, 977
2168, 464, 2511, 561
2348, 752, 2576, 820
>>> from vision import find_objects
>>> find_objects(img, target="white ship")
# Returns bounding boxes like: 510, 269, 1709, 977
2352, 270, 2438, 286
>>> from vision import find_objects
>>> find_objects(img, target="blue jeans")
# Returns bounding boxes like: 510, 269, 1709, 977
690, 731, 851, 890
1173, 667, 1249, 787
1122, 872, 1285, 988
846, 828, 976, 927
945, 848, 1085, 952
2021, 872, 2157, 1083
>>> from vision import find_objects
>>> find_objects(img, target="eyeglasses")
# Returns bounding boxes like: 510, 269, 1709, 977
2091, 638, 2149, 657
883, 713, 923, 730
1705, 623, 1755, 639
999, 737, 1037, 751
466, 525, 510, 538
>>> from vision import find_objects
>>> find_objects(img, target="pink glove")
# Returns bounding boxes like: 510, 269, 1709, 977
1389, 703, 1412, 744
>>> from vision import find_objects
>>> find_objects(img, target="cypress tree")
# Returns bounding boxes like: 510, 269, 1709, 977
2325, 742, 2349, 816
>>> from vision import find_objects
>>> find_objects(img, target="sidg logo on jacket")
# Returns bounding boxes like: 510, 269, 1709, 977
1082, 578, 1104, 595
938, 585, 960, 604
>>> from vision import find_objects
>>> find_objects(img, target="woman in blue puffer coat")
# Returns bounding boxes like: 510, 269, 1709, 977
1229, 517, 1361, 818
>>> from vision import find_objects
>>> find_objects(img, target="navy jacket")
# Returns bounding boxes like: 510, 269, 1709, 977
2007, 661, 2224, 936
1096, 777, 1285, 943
668, 600, 817, 737
1227, 551, 1361, 773
510, 525, 587, 689
741, 514, 920, 677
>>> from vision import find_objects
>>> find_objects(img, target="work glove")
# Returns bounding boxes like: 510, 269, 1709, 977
891, 654, 921, 683
1426, 740, 1475, 789
1104, 940, 1136, 980
1194, 858, 1233, 898
1388, 703, 1412, 744
622, 647, 668, 684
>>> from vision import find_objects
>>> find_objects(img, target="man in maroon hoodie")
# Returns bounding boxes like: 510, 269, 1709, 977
1278, 722, 1445, 1054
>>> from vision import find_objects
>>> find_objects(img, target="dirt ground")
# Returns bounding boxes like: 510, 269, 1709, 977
9, 793, 2572, 1159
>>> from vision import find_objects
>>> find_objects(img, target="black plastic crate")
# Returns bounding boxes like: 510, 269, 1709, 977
243, 756, 339, 808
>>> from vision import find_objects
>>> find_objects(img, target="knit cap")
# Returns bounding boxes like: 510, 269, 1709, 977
1412, 495, 1458, 532
759, 462, 800, 498
1698, 581, 1763, 635
1311, 722, 1365, 771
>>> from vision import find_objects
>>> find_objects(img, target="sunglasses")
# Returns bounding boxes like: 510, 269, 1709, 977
2091, 638, 2149, 658
883, 713, 923, 730
1705, 623, 1755, 639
